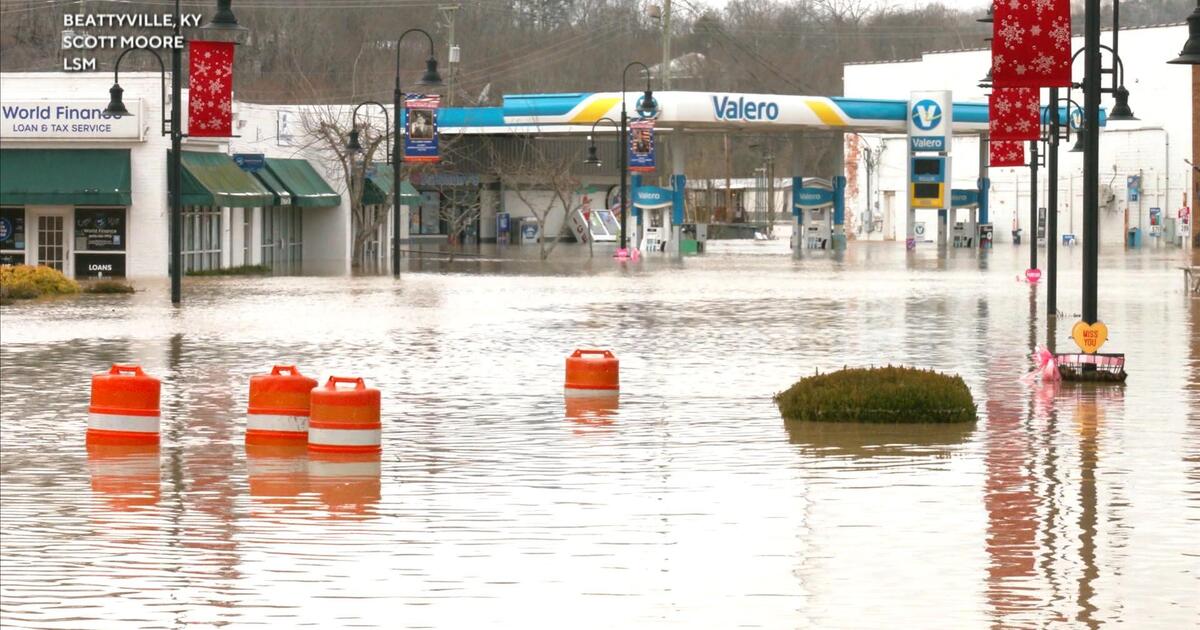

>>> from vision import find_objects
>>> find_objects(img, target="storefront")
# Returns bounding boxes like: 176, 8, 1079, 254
410, 173, 482, 243
178, 150, 273, 273
244, 156, 342, 273
0, 149, 133, 277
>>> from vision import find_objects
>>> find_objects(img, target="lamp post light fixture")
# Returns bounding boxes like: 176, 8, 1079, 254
1168, 1, 1200, 64
390, 28, 443, 277
583, 117, 618, 169
618, 61, 656, 254
1106, 85, 1138, 121
103, 0, 246, 305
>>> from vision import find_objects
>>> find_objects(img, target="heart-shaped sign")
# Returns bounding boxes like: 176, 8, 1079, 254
1071, 320, 1108, 354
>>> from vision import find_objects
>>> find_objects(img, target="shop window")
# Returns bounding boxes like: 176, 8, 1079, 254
73, 207, 128, 278
0, 207, 26, 265
262, 205, 302, 272
182, 205, 222, 272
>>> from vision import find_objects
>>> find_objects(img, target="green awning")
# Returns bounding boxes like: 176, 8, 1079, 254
362, 164, 420, 206
180, 151, 273, 208
0, 149, 132, 206
252, 167, 292, 206
264, 158, 341, 208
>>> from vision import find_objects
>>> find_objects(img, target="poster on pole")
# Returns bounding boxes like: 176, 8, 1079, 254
187, 41, 235, 137
628, 119, 656, 173
403, 95, 440, 162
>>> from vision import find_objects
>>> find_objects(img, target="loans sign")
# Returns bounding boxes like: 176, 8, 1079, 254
1, 100, 143, 140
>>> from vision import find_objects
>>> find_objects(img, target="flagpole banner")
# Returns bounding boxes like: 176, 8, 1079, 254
628, 119, 656, 173
991, 0, 1071, 88
403, 95, 441, 162
989, 140, 1026, 167
989, 87, 1041, 141
187, 41, 234, 137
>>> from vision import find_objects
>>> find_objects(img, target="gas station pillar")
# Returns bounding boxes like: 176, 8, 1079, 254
791, 132, 804, 258
671, 135, 686, 257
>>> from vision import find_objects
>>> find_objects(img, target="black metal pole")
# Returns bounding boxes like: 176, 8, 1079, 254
1082, 0, 1101, 324
170, 0, 182, 304
393, 79, 403, 276
1047, 89, 1060, 316
618, 91, 628, 251
1030, 140, 1038, 272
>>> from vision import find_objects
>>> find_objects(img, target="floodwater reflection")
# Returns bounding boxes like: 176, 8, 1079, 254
0, 241, 1196, 628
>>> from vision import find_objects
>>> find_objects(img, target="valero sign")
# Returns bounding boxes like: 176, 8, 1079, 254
632, 186, 673, 209
907, 91, 951, 153
793, 187, 834, 210
711, 95, 780, 122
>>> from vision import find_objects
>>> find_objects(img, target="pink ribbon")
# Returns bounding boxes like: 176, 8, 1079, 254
1022, 346, 1061, 383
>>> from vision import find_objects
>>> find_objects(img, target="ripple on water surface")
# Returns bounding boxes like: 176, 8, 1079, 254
1, 241, 1198, 628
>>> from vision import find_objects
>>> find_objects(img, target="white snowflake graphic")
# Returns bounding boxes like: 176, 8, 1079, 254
998, 19, 1027, 47
1050, 20, 1071, 47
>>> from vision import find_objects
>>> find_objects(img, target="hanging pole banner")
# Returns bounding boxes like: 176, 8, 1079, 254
187, 41, 234, 137
628, 119, 656, 173
989, 87, 1041, 141
989, 140, 1026, 167
403, 95, 440, 162
991, 0, 1072, 88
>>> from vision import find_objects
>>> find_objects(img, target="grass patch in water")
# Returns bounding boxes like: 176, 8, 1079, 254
774, 365, 977, 423
185, 264, 272, 277
0, 264, 80, 300
83, 279, 136, 294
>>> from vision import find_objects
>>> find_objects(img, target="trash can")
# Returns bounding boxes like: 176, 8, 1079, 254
1012, 228, 1022, 245
1126, 227, 1141, 248
520, 218, 540, 245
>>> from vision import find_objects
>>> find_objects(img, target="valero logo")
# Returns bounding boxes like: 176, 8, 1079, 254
911, 99, 942, 131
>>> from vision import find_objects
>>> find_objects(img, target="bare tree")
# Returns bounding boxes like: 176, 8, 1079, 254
296, 103, 390, 267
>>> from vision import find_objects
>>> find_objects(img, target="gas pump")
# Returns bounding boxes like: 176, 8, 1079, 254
632, 185, 674, 253
791, 177, 839, 250
949, 188, 980, 248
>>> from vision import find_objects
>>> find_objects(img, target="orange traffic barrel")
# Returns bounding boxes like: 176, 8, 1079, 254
87, 364, 161, 445
308, 451, 382, 516
246, 365, 318, 443
308, 376, 381, 453
87, 442, 161, 509
564, 349, 620, 397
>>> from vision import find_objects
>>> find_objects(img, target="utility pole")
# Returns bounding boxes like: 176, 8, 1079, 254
661, 0, 672, 90
440, 5, 460, 105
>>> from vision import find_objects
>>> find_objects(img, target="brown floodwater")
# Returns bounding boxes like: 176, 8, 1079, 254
1, 239, 1197, 628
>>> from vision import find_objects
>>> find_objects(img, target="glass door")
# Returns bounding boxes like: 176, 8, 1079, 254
34, 213, 68, 274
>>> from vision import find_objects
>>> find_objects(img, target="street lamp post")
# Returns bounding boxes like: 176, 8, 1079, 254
584, 117, 619, 168
390, 29, 443, 277
1029, 140, 1039, 273
104, 0, 246, 305
619, 61, 655, 254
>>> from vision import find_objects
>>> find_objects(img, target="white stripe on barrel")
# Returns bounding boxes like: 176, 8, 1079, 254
308, 427, 381, 448
246, 413, 308, 434
88, 413, 160, 434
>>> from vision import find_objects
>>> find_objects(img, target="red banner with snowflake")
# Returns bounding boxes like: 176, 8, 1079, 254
989, 140, 1026, 167
989, 87, 1041, 141
991, 0, 1071, 88
187, 41, 234, 137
